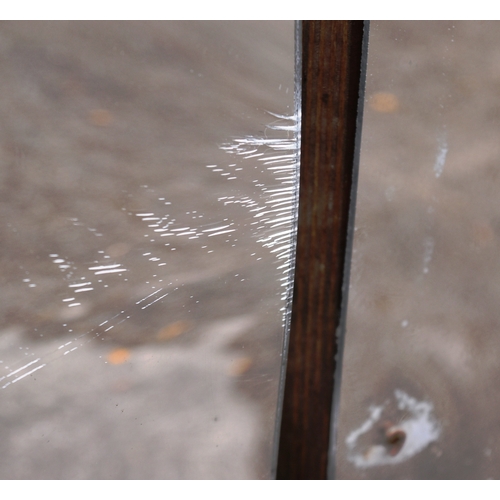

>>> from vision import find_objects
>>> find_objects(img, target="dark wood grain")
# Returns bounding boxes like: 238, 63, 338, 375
276, 20, 367, 480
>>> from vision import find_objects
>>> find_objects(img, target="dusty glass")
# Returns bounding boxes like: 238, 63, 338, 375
336, 21, 500, 479
0, 21, 297, 479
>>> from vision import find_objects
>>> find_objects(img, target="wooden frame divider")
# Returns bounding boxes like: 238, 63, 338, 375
276, 20, 369, 480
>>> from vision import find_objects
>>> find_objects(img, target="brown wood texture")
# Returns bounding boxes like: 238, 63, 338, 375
276, 21, 366, 480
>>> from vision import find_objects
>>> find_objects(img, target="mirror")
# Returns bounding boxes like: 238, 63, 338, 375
0, 21, 297, 479
336, 21, 500, 479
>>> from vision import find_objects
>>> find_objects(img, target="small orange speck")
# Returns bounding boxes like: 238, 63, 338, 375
89, 109, 113, 127
472, 222, 495, 248
369, 92, 400, 113
156, 320, 192, 341
227, 357, 253, 377
107, 348, 131, 365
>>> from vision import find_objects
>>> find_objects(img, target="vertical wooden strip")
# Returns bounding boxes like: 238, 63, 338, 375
276, 20, 367, 480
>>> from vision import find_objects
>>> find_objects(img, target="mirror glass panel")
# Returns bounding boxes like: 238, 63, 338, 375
336, 21, 500, 479
0, 21, 296, 479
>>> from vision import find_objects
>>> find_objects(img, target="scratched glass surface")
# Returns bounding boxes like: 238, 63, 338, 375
335, 21, 500, 479
0, 21, 297, 479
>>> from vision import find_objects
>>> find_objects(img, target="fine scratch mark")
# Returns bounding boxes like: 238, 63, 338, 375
423, 236, 434, 275
433, 134, 448, 178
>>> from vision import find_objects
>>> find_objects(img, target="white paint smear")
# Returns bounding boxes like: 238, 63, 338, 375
433, 135, 448, 178
423, 236, 434, 274
346, 389, 441, 468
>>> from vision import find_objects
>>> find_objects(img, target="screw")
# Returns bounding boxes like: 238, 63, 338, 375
385, 425, 406, 456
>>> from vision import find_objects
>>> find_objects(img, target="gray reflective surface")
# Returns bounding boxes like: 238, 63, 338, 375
337, 21, 500, 479
0, 21, 296, 479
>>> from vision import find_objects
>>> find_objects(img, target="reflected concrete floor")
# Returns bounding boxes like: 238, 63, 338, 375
337, 21, 500, 479
0, 21, 295, 479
